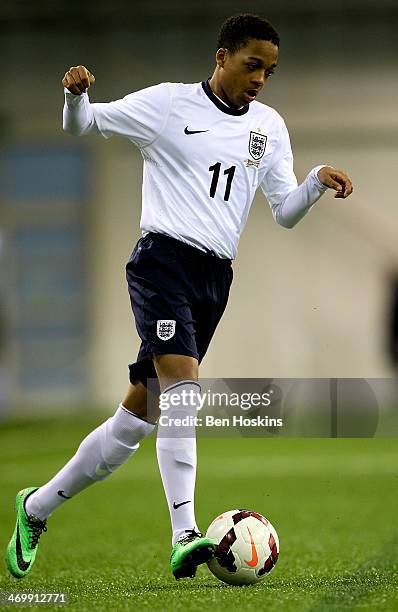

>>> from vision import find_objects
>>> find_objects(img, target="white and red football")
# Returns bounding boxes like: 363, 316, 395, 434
206, 509, 279, 585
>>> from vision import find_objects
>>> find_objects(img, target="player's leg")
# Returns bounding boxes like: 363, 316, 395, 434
155, 353, 199, 544
159, 255, 233, 579
26, 382, 156, 517
125, 233, 229, 578
154, 353, 214, 579
6, 381, 157, 579
125, 235, 203, 542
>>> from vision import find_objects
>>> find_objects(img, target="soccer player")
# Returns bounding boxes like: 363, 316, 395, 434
6, 14, 353, 580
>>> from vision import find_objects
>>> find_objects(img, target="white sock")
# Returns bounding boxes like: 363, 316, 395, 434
25, 405, 155, 520
156, 380, 200, 545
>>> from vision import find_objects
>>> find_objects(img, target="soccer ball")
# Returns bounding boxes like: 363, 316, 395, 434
206, 509, 279, 586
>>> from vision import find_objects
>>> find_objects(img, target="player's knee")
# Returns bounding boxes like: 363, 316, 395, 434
121, 381, 150, 419
153, 354, 198, 386
98, 416, 141, 473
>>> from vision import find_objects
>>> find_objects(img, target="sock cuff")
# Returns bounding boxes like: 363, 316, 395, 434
107, 404, 155, 447
119, 403, 157, 426
162, 380, 201, 395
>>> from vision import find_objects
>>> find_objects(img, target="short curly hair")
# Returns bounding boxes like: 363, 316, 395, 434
217, 14, 280, 53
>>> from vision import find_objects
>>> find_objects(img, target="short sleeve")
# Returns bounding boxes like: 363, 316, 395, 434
91, 82, 172, 147
260, 119, 298, 209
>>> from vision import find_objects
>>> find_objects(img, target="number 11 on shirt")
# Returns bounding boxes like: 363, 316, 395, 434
209, 162, 236, 201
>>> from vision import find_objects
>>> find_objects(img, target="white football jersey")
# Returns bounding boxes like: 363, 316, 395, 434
64, 81, 327, 258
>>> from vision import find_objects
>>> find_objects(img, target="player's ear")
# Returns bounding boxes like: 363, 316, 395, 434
215, 48, 227, 68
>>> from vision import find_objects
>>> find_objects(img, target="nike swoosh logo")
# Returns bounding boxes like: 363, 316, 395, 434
184, 126, 209, 135
57, 490, 71, 499
16, 525, 31, 571
244, 526, 258, 567
173, 500, 191, 509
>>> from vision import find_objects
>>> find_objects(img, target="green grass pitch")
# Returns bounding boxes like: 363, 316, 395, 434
0, 415, 397, 611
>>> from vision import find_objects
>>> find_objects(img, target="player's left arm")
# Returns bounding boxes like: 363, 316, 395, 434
261, 119, 354, 229
317, 166, 353, 199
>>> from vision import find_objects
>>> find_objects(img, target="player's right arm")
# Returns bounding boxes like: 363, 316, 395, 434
62, 65, 172, 145
63, 65, 95, 95
62, 65, 97, 135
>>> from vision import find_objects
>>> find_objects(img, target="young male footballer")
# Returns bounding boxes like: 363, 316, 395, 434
6, 14, 353, 580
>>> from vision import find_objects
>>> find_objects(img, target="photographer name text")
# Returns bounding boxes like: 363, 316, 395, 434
158, 415, 283, 427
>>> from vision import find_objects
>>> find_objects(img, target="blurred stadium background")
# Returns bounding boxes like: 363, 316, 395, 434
1, 0, 398, 413
1, 4, 398, 609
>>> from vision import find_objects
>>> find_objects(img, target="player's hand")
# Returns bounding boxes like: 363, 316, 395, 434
62, 65, 95, 95
317, 166, 353, 199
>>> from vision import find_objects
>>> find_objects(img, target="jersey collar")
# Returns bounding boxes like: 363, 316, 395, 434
201, 79, 249, 116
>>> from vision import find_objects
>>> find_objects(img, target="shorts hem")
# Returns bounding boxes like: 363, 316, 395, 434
149, 347, 199, 360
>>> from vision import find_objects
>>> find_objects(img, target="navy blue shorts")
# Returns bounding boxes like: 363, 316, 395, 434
126, 232, 233, 390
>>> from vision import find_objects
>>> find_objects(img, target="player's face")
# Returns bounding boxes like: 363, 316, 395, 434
216, 39, 279, 107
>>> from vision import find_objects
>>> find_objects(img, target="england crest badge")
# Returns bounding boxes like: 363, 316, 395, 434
157, 319, 176, 341
249, 131, 267, 160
